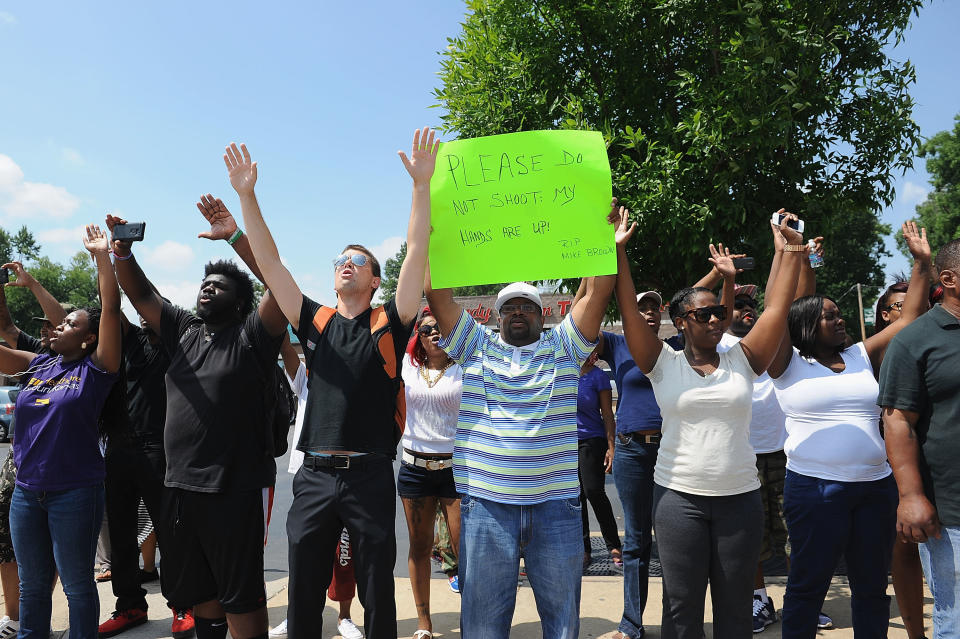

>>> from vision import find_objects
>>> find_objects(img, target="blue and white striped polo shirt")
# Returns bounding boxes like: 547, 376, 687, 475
440, 309, 596, 504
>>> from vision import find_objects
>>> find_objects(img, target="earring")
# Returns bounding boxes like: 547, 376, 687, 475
81, 342, 87, 349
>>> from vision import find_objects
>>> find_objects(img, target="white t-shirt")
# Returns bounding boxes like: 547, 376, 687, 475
286, 363, 309, 474
717, 333, 787, 454
772, 342, 889, 482
400, 353, 463, 454
648, 341, 760, 496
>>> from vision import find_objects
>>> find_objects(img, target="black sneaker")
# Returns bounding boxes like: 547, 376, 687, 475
752, 595, 776, 633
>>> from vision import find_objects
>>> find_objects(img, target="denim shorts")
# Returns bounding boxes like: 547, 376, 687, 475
397, 460, 459, 500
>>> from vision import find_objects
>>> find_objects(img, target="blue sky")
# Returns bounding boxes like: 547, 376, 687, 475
0, 1, 956, 312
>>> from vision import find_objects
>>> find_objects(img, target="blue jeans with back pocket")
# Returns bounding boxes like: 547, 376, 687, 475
459, 494, 583, 638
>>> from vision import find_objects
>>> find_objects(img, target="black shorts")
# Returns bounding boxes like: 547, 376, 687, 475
0, 450, 16, 563
397, 461, 459, 500
161, 487, 270, 614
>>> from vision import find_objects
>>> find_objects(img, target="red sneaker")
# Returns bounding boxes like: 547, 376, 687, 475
98, 609, 148, 638
171, 608, 196, 639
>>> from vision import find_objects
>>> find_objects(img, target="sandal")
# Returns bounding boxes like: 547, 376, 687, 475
611, 548, 624, 569
413, 631, 433, 639
95, 567, 112, 582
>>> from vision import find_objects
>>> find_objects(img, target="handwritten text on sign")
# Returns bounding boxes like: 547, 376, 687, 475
428, 130, 614, 289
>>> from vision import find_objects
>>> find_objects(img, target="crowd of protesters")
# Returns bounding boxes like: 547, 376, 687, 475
0, 126, 956, 639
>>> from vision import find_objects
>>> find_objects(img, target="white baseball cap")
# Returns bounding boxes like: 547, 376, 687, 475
636, 291, 663, 305
495, 282, 543, 313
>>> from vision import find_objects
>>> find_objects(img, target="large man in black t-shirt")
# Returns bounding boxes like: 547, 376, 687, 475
226, 130, 436, 639
113, 213, 288, 639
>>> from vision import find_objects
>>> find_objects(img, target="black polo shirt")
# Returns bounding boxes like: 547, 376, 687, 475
878, 304, 960, 526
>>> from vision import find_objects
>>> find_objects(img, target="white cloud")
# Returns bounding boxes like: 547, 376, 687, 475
0, 12, 15, 25
139, 241, 195, 272
146, 279, 202, 311
37, 224, 88, 246
900, 181, 929, 206
61, 147, 84, 166
0, 154, 80, 220
367, 235, 404, 266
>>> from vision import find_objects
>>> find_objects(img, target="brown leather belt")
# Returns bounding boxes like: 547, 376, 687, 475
617, 432, 661, 445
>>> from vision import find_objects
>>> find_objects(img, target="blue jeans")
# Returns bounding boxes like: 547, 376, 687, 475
919, 525, 960, 639
10, 484, 105, 639
612, 437, 658, 639
782, 471, 897, 639
459, 494, 582, 638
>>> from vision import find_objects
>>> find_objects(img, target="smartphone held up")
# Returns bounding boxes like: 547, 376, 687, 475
770, 211, 804, 234
112, 222, 147, 243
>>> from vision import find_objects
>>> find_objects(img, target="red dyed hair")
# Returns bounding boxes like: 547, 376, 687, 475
406, 306, 434, 368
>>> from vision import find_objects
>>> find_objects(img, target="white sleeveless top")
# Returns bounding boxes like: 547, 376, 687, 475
401, 354, 463, 454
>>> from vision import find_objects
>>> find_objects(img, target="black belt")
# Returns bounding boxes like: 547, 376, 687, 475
617, 432, 661, 445
303, 454, 380, 471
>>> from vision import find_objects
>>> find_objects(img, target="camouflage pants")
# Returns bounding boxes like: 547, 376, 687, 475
757, 449, 789, 562
0, 449, 17, 563
433, 502, 457, 575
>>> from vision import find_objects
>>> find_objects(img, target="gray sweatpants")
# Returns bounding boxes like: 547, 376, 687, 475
653, 485, 763, 639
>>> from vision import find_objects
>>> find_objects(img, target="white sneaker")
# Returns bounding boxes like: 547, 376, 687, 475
0, 616, 19, 639
337, 617, 364, 639
268, 618, 288, 639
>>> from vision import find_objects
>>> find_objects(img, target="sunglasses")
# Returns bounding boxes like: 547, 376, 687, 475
500, 303, 539, 314
681, 305, 727, 323
417, 324, 440, 336
333, 253, 368, 270
884, 301, 904, 312
734, 299, 757, 310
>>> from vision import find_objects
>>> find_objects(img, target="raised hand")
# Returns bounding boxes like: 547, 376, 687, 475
776, 211, 804, 246
398, 127, 440, 186
224, 143, 257, 196
708, 243, 737, 279
197, 194, 239, 241
902, 220, 931, 264
105, 214, 132, 255
1, 261, 34, 288
608, 199, 637, 246
809, 235, 824, 260
83, 224, 111, 255
770, 208, 788, 251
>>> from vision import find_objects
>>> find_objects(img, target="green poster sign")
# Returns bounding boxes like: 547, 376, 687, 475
428, 130, 614, 289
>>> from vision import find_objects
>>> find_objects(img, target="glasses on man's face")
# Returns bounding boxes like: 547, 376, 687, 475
501, 303, 539, 315
682, 305, 727, 323
734, 299, 757, 310
417, 324, 440, 337
885, 301, 904, 312
333, 253, 368, 270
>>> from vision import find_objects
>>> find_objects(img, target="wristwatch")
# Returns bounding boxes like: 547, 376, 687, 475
783, 244, 806, 252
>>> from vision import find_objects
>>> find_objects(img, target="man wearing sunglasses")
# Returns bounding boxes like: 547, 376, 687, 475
227, 129, 437, 639
424, 200, 632, 639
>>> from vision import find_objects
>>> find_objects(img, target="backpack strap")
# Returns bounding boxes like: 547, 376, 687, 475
369, 306, 405, 442
312, 306, 337, 334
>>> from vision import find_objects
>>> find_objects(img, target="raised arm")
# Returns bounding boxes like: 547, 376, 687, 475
225, 143, 304, 330
883, 407, 941, 543
83, 225, 122, 373
107, 214, 164, 332
570, 201, 626, 342
741, 214, 805, 376
394, 127, 440, 325
3, 262, 67, 334
0, 282, 20, 346
279, 331, 301, 382
195, 194, 287, 337
612, 206, 660, 373
423, 261, 461, 338
863, 221, 931, 370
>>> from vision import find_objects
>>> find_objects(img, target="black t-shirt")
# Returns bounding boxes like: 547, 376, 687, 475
159, 301, 282, 493
16, 331, 45, 355
122, 326, 170, 445
294, 297, 412, 457
878, 304, 960, 526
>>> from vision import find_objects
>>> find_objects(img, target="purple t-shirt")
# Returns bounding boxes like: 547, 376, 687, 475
577, 365, 611, 440
13, 354, 117, 491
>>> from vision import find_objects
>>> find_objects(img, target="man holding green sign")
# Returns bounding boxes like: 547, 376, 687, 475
425, 192, 634, 638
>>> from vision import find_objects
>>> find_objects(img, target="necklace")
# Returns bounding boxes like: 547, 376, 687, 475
420, 360, 454, 388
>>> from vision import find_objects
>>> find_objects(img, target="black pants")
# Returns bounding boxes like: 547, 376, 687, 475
286, 456, 397, 639
578, 437, 622, 554
104, 442, 170, 611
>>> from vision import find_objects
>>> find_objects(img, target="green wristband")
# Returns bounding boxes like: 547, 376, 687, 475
227, 228, 244, 246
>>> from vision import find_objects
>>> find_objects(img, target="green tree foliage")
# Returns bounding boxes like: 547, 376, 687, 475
4, 253, 100, 332
898, 113, 960, 258
435, 0, 922, 304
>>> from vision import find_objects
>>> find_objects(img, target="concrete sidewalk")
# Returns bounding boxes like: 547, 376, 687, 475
28, 573, 927, 638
